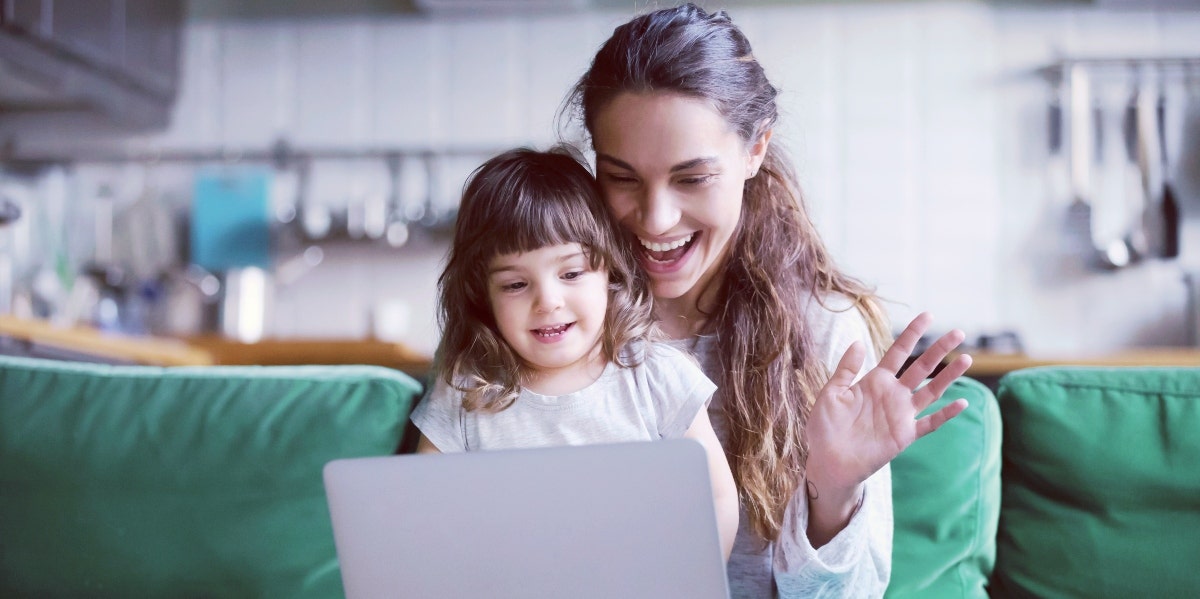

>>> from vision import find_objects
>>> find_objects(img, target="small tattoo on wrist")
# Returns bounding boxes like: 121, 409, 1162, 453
806, 479, 819, 501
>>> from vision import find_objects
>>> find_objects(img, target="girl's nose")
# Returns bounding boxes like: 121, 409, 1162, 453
534, 284, 564, 313
639, 186, 680, 237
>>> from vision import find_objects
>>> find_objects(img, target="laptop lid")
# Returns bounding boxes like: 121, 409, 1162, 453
323, 439, 730, 599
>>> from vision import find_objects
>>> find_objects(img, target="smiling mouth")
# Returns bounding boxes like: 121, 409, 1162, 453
639, 232, 697, 264
533, 323, 573, 338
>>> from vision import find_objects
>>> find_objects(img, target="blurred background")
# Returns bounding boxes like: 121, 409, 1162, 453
2, 0, 1200, 376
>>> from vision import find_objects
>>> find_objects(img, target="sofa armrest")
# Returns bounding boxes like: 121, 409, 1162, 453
888, 376, 1002, 599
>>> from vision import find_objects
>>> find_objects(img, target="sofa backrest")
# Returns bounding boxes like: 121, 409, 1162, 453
991, 366, 1200, 598
888, 376, 1002, 599
0, 355, 421, 598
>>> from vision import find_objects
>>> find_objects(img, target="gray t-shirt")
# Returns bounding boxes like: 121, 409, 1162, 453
411, 342, 716, 452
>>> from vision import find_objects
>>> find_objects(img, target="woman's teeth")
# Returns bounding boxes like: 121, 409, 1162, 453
639, 233, 694, 253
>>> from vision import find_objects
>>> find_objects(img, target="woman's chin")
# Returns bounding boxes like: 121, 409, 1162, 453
647, 274, 698, 301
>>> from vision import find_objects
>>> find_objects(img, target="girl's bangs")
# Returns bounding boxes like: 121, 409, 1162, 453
486, 188, 608, 267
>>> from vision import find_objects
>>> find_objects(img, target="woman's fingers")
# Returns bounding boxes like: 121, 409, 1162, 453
897, 328, 966, 390
913, 397, 968, 439
877, 312, 934, 374
827, 340, 867, 391
912, 352, 973, 412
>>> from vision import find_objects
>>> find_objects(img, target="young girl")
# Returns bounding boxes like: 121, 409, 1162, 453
409, 146, 738, 559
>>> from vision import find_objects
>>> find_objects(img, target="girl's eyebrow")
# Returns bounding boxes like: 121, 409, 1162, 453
596, 154, 718, 172
487, 264, 518, 276
487, 252, 586, 275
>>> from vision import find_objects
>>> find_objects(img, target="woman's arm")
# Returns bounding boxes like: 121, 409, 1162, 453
683, 408, 739, 561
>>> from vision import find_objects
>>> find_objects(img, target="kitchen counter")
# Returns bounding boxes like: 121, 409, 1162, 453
0, 315, 214, 366
956, 348, 1200, 377
0, 315, 433, 378
185, 336, 432, 380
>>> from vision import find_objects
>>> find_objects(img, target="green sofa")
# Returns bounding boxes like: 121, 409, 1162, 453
0, 355, 421, 598
3, 353, 1197, 598
888, 366, 1200, 599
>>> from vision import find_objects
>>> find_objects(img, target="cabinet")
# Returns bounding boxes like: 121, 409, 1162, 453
0, 0, 183, 130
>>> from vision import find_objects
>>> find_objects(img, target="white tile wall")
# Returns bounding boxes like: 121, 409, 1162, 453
13, 2, 1200, 357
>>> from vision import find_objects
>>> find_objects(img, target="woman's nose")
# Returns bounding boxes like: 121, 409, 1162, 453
639, 187, 680, 236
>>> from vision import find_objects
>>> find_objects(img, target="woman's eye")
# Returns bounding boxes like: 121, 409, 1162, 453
602, 173, 637, 185
678, 174, 714, 186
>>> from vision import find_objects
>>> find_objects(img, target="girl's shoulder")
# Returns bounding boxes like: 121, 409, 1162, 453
619, 338, 698, 366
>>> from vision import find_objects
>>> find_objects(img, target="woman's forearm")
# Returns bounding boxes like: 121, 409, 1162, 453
803, 476, 864, 548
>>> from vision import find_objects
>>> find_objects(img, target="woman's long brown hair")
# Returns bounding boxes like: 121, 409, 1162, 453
565, 4, 890, 541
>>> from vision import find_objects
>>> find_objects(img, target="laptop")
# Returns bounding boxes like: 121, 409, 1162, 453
323, 439, 731, 599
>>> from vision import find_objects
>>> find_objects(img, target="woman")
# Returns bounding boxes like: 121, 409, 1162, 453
563, 4, 971, 597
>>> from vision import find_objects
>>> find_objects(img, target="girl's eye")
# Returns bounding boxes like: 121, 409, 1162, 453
562, 270, 583, 281
500, 281, 526, 292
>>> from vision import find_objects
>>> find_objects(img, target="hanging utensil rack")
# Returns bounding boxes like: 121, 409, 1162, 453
1038, 56, 1200, 82
0, 138, 505, 169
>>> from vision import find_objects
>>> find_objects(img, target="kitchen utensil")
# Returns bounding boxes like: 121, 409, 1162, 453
0, 195, 20, 225
1064, 66, 1104, 265
0, 190, 22, 315
1113, 73, 1142, 261
1157, 78, 1182, 259
1176, 67, 1200, 208
1129, 70, 1160, 262
1085, 69, 1133, 269
191, 168, 273, 272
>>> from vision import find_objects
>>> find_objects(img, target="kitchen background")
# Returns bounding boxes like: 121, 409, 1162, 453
2, 0, 1200, 362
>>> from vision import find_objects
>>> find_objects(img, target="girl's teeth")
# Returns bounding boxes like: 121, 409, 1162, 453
535, 324, 570, 337
639, 233, 693, 253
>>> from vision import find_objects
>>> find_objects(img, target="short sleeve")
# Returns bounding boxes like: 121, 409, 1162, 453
408, 377, 467, 452
641, 343, 717, 439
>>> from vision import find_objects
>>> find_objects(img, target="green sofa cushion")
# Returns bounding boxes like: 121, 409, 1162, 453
992, 367, 1200, 598
0, 355, 421, 598
887, 377, 1002, 599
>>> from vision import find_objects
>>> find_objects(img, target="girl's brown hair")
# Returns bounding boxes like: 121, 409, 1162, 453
437, 146, 656, 412
564, 4, 891, 541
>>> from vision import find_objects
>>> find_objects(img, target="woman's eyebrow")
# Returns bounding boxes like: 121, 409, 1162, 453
595, 154, 634, 170
669, 157, 718, 172
595, 154, 718, 172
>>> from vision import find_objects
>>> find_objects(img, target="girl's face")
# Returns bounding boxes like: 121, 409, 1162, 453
487, 242, 609, 393
591, 92, 769, 304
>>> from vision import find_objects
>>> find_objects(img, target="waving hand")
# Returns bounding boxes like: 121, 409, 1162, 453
804, 312, 972, 499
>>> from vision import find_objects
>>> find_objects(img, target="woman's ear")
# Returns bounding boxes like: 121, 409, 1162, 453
746, 127, 773, 179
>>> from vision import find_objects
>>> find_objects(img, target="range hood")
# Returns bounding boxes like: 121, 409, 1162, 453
0, 0, 184, 135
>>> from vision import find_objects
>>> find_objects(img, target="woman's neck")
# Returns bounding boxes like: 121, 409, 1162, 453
654, 268, 723, 339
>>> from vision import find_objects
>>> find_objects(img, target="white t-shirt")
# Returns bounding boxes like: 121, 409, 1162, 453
411, 341, 716, 452
670, 295, 893, 599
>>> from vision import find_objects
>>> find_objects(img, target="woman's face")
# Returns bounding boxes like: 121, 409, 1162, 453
591, 92, 769, 303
